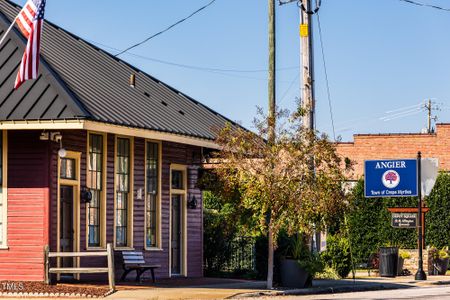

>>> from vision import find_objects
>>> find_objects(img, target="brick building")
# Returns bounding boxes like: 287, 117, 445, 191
336, 123, 450, 179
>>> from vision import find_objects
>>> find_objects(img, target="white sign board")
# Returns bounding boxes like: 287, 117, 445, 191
421, 158, 439, 197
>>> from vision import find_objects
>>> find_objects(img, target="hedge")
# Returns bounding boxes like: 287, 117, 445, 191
347, 180, 417, 265
347, 173, 450, 265
425, 172, 450, 248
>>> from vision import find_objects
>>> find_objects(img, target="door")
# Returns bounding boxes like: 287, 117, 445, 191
171, 194, 183, 275
60, 185, 74, 268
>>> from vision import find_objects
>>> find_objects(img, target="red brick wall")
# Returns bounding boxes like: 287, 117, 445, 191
336, 124, 450, 179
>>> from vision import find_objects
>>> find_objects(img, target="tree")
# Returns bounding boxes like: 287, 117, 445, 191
426, 172, 450, 248
211, 108, 350, 288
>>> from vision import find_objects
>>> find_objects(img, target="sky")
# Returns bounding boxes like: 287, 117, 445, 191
11, 0, 450, 141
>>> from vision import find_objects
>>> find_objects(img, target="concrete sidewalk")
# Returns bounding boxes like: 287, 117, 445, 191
106, 276, 450, 300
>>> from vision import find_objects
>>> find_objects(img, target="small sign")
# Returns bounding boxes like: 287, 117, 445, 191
300, 24, 308, 37
421, 158, 439, 196
365, 159, 418, 198
391, 212, 417, 228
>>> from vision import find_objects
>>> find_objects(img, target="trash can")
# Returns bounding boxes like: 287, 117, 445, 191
379, 247, 398, 277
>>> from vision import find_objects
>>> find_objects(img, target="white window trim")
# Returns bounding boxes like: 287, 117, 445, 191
0, 131, 8, 249
86, 132, 108, 250
144, 140, 163, 251
113, 136, 134, 250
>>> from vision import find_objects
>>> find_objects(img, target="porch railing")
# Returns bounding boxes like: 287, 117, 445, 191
44, 243, 115, 291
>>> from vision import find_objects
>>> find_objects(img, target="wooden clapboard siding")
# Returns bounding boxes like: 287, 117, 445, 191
0, 130, 204, 281
0, 131, 50, 281
57, 133, 203, 279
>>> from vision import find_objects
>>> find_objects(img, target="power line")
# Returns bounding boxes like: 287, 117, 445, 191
317, 13, 336, 141
278, 73, 299, 104
115, 0, 218, 57
397, 0, 450, 12
88, 40, 299, 74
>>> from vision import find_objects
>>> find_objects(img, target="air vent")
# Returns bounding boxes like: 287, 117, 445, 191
161, 101, 168, 106
144, 92, 150, 97
179, 110, 185, 116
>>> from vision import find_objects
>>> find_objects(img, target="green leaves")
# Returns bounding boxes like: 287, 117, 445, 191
425, 173, 450, 249
211, 108, 349, 241
347, 180, 417, 264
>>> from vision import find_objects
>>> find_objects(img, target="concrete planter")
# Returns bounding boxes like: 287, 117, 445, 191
397, 257, 404, 276
279, 258, 310, 288
429, 257, 449, 275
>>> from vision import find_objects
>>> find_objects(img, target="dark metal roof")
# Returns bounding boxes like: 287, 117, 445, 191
0, 0, 239, 141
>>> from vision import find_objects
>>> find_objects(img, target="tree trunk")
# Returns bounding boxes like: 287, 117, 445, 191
267, 226, 274, 289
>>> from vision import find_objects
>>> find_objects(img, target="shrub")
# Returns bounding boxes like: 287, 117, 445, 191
426, 173, 450, 249
429, 246, 449, 260
315, 266, 340, 280
203, 208, 237, 272
347, 180, 417, 265
322, 234, 352, 278
399, 249, 411, 260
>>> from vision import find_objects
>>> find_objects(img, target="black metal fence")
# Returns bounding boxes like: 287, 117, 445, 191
205, 236, 256, 274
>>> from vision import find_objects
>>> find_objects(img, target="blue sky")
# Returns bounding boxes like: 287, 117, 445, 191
12, 0, 450, 140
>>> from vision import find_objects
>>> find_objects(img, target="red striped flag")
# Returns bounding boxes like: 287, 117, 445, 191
14, 0, 46, 89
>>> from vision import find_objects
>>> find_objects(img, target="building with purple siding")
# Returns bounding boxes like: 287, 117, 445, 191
0, 0, 237, 282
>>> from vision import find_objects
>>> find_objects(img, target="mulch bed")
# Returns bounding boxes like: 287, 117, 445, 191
0, 281, 111, 298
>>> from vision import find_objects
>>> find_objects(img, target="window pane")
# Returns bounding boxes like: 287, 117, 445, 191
115, 138, 130, 247
146, 142, 159, 248
88, 135, 103, 247
172, 170, 183, 189
60, 158, 76, 180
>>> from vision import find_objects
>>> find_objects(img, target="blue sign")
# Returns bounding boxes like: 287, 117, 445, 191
364, 159, 418, 198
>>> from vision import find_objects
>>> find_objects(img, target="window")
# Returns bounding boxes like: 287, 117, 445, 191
87, 134, 105, 248
0, 131, 4, 247
145, 142, 159, 248
115, 137, 132, 247
60, 158, 76, 180
171, 170, 184, 190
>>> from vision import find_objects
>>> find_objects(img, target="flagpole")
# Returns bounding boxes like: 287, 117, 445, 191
0, 16, 18, 48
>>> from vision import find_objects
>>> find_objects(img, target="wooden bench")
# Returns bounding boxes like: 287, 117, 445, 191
44, 243, 115, 291
120, 251, 160, 283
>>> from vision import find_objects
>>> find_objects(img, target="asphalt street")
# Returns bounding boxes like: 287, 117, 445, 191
258, 285, 450, 300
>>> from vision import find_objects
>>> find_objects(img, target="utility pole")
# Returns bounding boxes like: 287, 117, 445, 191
268, 0, 276, 143
267, 0, 276, 290
423, 99, 439, 133
300, 0, 316, 131
280, 0, 321, 252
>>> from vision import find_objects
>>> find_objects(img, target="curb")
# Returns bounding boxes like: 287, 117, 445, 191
230, 283, 417, 298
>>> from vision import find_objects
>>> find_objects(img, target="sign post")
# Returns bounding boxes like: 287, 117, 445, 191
415, 152, 426, 280
364, 156, 427, 280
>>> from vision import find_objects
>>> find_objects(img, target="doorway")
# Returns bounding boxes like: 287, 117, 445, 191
60, 185, 74, 268
170, 165, 187, 277
57, 152, 81, 279
171, 194, 183, 275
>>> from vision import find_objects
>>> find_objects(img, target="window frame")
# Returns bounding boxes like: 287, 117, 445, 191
0, 131, 7, 249
169, 164, 188, 277
86, 132, 107, 250
144, 140, 162, 251
113, 136, 134, 249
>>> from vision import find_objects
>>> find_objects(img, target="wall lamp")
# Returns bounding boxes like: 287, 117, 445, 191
81, 186, 93, 203
187, 194, 198, 209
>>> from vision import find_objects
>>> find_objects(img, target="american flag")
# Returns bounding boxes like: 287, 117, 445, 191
14, 0, 46, 89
